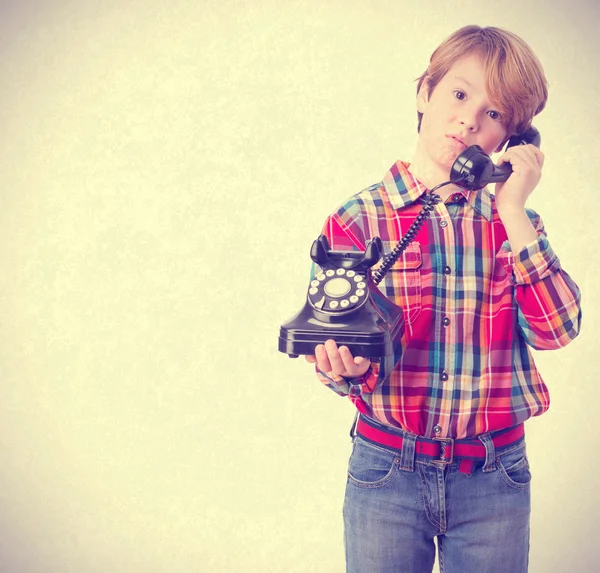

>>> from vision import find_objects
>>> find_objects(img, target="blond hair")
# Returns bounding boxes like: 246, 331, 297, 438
416, 25, 548, 137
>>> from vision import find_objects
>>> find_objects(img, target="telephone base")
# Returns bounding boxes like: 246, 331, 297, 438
278, 234, 404, 359
278, 287, 404, 359
278, 323, 402, 359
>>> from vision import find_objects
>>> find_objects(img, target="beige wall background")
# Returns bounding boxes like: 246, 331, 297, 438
0, 1, 597, 571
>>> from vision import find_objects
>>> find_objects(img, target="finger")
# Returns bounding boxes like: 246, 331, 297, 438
496, 149, 519, 167
498, 146, 541, 171
530, 146, 544, 168
515, 148, 543, 174
314, 343, 332, 373
511, 149, 537, 172
339, 346, 356, 374
305, 354, 316, 364
522, 144, 544, 166
496, 152, 509, 166
324, 339, 348, 375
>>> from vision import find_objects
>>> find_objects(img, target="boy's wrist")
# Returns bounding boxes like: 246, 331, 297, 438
498, 207, 538, 254
496, 202, 527, 219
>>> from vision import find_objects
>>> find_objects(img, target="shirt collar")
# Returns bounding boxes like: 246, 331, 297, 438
462, 187, 493, 221
382, 160, 494, 222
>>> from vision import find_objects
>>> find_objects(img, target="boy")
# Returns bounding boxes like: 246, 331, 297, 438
305, 25, 581, 573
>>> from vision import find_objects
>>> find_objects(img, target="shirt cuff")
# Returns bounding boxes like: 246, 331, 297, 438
498, 234, 560, 285
317, 367, 372, 396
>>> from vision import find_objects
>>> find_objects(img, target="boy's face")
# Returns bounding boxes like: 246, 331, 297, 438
416, 53, 508, 177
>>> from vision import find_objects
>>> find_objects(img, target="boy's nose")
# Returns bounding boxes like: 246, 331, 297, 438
459, 112, 479, 131
458, 105, 480, 131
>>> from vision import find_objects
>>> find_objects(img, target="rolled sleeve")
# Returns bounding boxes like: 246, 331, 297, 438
499, 234, 561, 285
315, 363, 381, 396
497, 233, 581, 349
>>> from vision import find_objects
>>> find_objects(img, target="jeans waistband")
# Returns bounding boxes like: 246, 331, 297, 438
354, 414, 525, 474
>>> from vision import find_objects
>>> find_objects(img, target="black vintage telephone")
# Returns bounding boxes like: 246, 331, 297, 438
278, 126, 541, 358
277, 234, 407, 358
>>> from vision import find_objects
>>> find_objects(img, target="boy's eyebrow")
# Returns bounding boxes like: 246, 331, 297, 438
454, 76, 473, 87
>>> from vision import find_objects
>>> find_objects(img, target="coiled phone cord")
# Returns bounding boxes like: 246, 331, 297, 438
372, 180, 457, 285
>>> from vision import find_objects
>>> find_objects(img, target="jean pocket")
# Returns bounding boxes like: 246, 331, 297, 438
347, 438, 399, 489
497, 446, 532, 489
381, 243, 422, 324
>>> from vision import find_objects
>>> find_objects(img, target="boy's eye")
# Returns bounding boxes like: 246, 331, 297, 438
488, 110, 502, 121
454, 90, 466, 100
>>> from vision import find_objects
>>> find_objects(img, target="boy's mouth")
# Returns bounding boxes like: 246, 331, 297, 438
447, 135, 467, 148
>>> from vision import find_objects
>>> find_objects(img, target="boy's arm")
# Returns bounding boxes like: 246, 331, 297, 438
497, 210, 582, 350
494, 144, 581, 349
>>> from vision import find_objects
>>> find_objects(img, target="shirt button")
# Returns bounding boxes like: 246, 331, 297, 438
441, 371, 449, 381
433, 425, 442, 434
453, 194, 462, 202
443, 265, 451, 275
439, 220, 448, 228
443, 317, 450, 326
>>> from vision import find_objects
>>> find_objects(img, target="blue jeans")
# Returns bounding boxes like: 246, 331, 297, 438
343, 426, 531, 572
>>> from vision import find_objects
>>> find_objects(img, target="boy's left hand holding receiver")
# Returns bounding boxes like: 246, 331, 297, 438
494, 143, 545, 216
493, 144, 545, 252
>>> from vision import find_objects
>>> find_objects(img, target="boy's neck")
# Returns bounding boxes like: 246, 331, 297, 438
407, 156, 461, 202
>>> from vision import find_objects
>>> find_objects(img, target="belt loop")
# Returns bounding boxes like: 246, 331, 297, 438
349, 411, 359, 442
478, 432, 497, 472
399, 431, 417, 472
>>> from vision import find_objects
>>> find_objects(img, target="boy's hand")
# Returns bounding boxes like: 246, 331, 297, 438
305, 339, 371, 379
494, 143, 545, 215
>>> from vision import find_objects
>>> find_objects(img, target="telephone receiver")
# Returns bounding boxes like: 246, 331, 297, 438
278, 127, 541, 359
449, 125, 541, 190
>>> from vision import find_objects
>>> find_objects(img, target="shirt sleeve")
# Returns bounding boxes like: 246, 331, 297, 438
314, 362, 382, 396
496, 210, 582, 350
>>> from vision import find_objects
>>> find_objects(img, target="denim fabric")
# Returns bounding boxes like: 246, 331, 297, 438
343, 432, 531, 572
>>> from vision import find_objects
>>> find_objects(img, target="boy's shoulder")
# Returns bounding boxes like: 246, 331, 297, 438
333, 160, 420, 217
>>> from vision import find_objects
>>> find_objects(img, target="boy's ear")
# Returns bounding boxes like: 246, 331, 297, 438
416, 78, 430, 114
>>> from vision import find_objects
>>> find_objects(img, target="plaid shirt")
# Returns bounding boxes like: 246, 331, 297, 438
315, 161, 582, 439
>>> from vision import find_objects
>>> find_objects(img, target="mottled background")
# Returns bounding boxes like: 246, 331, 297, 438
0, 1, 597, 571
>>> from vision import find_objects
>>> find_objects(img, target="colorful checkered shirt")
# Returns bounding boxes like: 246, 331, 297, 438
315, 161, 582, 439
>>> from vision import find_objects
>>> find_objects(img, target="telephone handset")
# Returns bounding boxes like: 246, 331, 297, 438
449, 125, 541, 190
279, 127, 541, 358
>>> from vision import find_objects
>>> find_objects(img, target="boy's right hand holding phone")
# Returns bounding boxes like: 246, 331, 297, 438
305, 339, 371, 379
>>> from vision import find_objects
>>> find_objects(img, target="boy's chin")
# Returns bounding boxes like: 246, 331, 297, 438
414, 147, 461, 180
437, 153, 459, 177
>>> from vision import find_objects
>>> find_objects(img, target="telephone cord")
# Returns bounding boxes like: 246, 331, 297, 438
372, 179, 457, 285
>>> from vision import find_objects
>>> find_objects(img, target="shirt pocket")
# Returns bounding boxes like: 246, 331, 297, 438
381, 243, 422, 324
